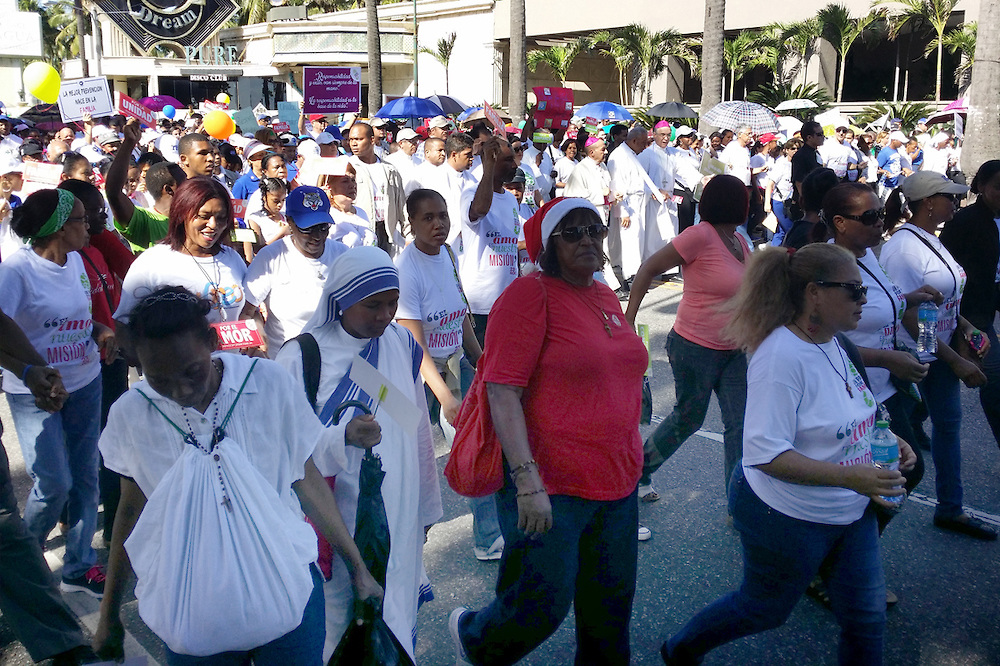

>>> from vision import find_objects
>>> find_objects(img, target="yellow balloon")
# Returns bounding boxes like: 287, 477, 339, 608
23, 61, 60, 104
216, 93, 230, 105
203, 109, 235, 140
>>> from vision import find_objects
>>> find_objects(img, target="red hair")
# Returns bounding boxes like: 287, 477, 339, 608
165, 177, 233, 251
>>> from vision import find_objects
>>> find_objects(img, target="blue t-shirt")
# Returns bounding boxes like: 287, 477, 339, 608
232, 172, 260, 202
878, 149, 902, 188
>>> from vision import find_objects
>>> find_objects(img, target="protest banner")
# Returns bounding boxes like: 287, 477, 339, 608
116, 92, 155, 127
532, 86, 574, 130
277, 101, 299, 126
58, 76, 113, 123
303, 67, 361, 115
483, 101, 505, 135
211, 320, 263, 350
231, 108, 258, 133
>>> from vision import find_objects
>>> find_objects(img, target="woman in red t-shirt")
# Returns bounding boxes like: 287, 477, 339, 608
624, 174, 750, 503
449, 198, 648, 666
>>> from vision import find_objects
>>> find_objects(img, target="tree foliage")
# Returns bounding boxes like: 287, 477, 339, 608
526, 38, 586, 87
420, 32, 457, 93
818, 3, 883, 103
747, 81, 834, 119
590, 24, 698, 106
854, 101, 934, 132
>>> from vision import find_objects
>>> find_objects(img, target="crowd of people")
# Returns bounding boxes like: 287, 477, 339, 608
0, 97, 994, 666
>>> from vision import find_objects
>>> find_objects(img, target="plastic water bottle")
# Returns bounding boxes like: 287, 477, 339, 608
916, 301, 938, 353
870, 420, 904, 505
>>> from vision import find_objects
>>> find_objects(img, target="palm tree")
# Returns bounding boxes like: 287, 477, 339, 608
44, 0, 85, 62
509, 0, 526, 121
723, 30, 771, 101
366, 0, 382, 114
420, 32, 457, 94
939, 22, 975, 92
591, 25, 698, 106
775, 18, 824, 87
877, 0, 960, 102
818, 3, 882, 103
526, 38, 586, 88
700, 0, 726, 132
961, 0, 999, 176
590, 30, 635, 105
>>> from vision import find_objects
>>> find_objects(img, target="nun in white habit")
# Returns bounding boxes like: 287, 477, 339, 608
276, 246, 443, 662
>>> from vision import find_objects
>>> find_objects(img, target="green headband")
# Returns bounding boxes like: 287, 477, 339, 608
24, 189, 75, 242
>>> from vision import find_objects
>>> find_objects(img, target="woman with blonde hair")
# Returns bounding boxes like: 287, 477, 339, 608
661, 243, 916, 666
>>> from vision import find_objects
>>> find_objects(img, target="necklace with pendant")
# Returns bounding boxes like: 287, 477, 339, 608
569, 283, 615, 338
793, 324, 853, 397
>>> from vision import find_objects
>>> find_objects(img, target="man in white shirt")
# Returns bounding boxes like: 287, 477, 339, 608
428, 116, 454, 141
384, 128, 420, 192
921, 132, 953, 175
564, 137, 614, 222
407, 138, 445, 195
639, 122, 679, 255
0, 116, 23, 163
819, 126, 855, 181
426, 133, 475, 245
720, 124, 753, 186
460, 136, 520, 347
348, 122, 407, 253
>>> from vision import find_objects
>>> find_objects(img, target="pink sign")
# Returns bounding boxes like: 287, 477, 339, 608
303, 66, 361, 115
533, 86, 574, 130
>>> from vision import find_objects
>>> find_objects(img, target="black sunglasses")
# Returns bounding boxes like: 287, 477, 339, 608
552, 224, 608, 242
838, 208, 886, 226
815, 281, 868, 302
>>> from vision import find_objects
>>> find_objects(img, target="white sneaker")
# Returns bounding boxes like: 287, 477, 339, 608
473, 535, 504, 562
449, 607, 474, 666
638, 524, 652, 541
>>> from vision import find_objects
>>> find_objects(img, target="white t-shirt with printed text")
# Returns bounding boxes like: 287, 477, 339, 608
394, 243, 468, 358
458, 188, 521, 315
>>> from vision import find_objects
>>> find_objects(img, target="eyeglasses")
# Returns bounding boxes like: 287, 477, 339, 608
932, 192, 960, 203
838, 208, 886, 226
551, 224, 608, 242
815, 281, 868, 302
295, 223, 331, 236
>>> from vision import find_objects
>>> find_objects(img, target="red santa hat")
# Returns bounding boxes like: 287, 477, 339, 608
523, 197, 601, 262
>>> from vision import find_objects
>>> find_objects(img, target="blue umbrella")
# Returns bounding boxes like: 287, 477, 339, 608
374, 96, 445, 119
426, 94, 469, 116
457, 106, 482, 123
577, 101, 633, 121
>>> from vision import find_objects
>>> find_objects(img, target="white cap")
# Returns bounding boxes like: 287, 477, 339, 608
243, 141, 269, 159
315, 131, 338, 145
889, 130, 908, 144
396, 128, 419, 142
931, 132, 950, 146
675, 125, 696, 137
298, 139, 321, 157
429, 115, 453, 129
1, 157, 23, 175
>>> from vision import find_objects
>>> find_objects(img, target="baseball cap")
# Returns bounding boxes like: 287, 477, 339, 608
285, 185, 334, 229
280, 132, 298, 147
256, 113, 270, 122
504, 168, 527, 185
396, 128, 419, 142
315, 131, 338, 145
675, 125, 697, 137
96, 129, 121, 146
1, 157, 23, 175
19, 141, 43, 157
308, 114, 327, 123
429, 116, 453, 129
758, 133, 778, 143
370, 117, 389, 128
917, 117, 928, 124
889, 131, 908, 144
900, 171, 969, 201
297, 138, 320, 158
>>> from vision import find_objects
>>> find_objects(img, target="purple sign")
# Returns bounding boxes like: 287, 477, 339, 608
303, 66, 361, 114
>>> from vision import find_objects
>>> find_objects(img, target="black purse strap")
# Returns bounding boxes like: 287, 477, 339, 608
856, 259, 900, 348
292, 333, 321, 413
896, 226, 958, 298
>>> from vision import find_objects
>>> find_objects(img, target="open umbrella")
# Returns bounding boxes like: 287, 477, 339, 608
139, 95, 184, 112
18, 103, 62, 127
426, 94, 468, 116
375, 96, 445, 119
456, 106, 482, 123
577, 100, 632, 121
702, 101, 780, 134
774, 99, 818, 112
648, 101, 697, 118
942, 98, 967, 113
459, 107, 512, 126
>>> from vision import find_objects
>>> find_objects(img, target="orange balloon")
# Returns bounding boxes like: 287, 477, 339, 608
203, 110, 234, 140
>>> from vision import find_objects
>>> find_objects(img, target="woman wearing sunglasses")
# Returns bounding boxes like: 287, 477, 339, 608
450, 197, 648, 666
880, 172, 995, 540
624, 174, 751, 502
661, 243, 916, 666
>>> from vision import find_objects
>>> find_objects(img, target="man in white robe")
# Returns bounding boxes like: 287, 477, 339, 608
638, 123, 679, 259
608, 128, 661, 282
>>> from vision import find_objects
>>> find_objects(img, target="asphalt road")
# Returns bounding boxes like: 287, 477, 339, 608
2, 278, 998, 665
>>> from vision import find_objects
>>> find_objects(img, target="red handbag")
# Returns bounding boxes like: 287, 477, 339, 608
444, 354, 504, 498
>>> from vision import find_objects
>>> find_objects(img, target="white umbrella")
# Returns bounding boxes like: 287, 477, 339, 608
776, 116, 803, 138
775, 99, 818, 112
701, 101, 780, 134
814, 109, 853, 130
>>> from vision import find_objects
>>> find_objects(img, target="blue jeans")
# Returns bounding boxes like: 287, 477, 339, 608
977, 325, 1000, 449
8, 374, 101, 579
665, 467, 886, 665
432, 358, 501, 549
918, 358, 964, 518
459, 483, 638, 666
769, 198, 794, 246
164, 565, 325, 665
641, 330, 747, 492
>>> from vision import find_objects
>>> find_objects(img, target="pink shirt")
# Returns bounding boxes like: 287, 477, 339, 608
671, 222, 749, 350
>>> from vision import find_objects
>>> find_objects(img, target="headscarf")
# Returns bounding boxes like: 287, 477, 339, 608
21, 189, 75, 242
302, 246, 399, 331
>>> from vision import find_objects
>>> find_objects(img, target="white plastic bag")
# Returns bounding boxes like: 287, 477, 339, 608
125, 435, 318, 657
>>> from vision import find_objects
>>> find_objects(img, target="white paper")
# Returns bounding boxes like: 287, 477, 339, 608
349, 356, 421, 434
58, 76, 114, 123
